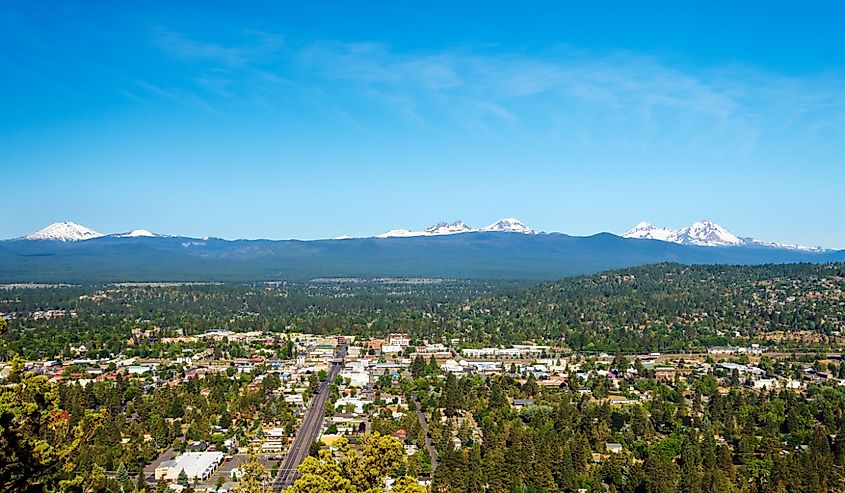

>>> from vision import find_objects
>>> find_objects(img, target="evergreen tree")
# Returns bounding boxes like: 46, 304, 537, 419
115, 462, 129, 492
679, 437, 702, 493
309, 373, 320, 396
643, 454, 679, 493
411, 356, 426, 379
444, 374, 460, 417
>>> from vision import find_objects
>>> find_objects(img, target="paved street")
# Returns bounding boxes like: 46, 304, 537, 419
412, 392, 439, 471
207, 454, 246, 486
271, 345, 347, 491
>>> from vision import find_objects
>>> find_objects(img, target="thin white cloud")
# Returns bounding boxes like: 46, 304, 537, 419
151, 27, 284, 67
145, 29, 845, 151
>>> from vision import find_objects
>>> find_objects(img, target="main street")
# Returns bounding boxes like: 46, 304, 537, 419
271, 344, 347, 491
411, 392, 439, 472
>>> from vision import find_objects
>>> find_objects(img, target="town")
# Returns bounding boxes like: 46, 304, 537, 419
4, 321, 844, 492
2, 265, 845, 492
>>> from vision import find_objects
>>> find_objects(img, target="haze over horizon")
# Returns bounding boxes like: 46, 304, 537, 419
3, 2, 844, 247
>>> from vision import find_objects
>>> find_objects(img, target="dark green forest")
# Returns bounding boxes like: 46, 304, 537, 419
2, 263, 844, 360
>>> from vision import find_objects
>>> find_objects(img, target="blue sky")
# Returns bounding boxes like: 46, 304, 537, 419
2, 1, 844, 247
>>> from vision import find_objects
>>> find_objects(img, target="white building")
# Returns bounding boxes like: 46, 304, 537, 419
340, 366, 370, 387
154, 451, 224, 482
708, 345, 765, 356
335, 396, 371, 414
753, 378, 777, 390
381, 345, 402, 354
261, 427, 287, 452
127, 365, 154, 375
461, 346, 548, 359
415, 343, 448, 354
461, 348, 497, 359
388, 333, 412, 347
284, 394, 305, 406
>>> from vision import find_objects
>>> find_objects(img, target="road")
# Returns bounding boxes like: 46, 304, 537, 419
207, 454, 247, 487
271, 345, 346, 491
412, 392, 439, 472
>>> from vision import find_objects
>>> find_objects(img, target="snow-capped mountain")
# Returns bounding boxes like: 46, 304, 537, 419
9, 219, 827, 252
24, 222, 104, 242
673, 220, 743, 247
115, 229, 156, 238
623, 220, 825, 251
480, 218, 536, 234
745, 239, 828, 253
377, 218, 536, 238
376, 229, 425, 238
22, 223, 162, 241
425, 221, 473, 235
624, 220, 745, 247
3, 217, 841, 283
620, 222, 677, 242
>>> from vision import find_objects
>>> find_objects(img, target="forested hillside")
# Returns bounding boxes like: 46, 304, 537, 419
2, 232, 843, 282
2, 263, 845, 360
453, 263, 845, 352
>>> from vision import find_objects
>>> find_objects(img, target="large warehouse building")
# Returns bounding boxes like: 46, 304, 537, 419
154, 451, 225, 482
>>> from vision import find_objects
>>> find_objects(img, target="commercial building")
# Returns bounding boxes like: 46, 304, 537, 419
388, 333, 412, 347
154, 451, 224, 482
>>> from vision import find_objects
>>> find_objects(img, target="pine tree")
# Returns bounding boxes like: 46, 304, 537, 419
523, 374, 538, 397
428, 356, 439, 374
411, 356, 426, 378
643, 454, 679, 493
309, 373, 320, 396
717, 444, 735, 480
489, 378, 506, 409
115, 462, 129, 492
679, 437, 702, 493
444, 374, 460, 417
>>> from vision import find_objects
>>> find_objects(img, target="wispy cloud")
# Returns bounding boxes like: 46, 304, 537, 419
143, 29, 845, 151
304, 41, 845, 151
151, 27, 284, 67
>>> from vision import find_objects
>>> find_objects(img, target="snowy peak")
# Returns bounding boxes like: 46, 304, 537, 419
622, 219, 826, 251
425, 221, 473, 235
674, 220, 742, 246
376, 229, 422, 238
25, 222, 103, 242
623, 219, 742, 247
623, 219, 740, 246
23, 223, 160, 241
481, 218, 535, 234
377, 218, 536, 238
115, 229, 156, 238
623, 222, 677, 242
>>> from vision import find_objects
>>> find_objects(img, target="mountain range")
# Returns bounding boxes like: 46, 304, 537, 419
622, 220, 826, 251
1, 219, 842, 282
377, 218, 535, 238
23, 221, 157, 242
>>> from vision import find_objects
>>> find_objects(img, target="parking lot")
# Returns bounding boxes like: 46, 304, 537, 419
204, 453, 281, 488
